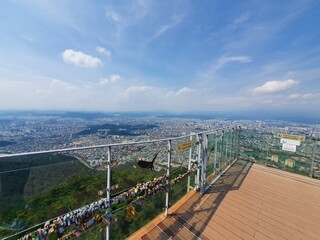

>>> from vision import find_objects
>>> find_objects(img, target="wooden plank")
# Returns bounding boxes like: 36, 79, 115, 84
128, 161, 320, 240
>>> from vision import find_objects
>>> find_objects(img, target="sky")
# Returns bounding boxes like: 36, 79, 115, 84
0, 0, 320, 119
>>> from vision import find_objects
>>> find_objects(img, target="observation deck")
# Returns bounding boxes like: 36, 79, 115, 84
129, 160, 320, 240
0, 127, 319, 240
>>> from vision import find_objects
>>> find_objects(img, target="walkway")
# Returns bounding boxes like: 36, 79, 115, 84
128, 160, 320, 240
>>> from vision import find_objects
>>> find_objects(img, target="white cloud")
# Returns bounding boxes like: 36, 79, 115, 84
51, 79, 64, 86
105, 7, 122, 22
302, 93, 314, 99
110, 74, 121, 82
253, 79, 298, 94
261, 99, 273, 104
62, 49, 101, 68
291, 93, 320, 100
96, 47, 112, 57
176, 87, 193, 96
99, 74, 121, 85
153, 15, 183, 39
35, 89, 51, 98
99, 78, 109, 85
212, 55, 252, 72
233, 13, 249, 25
51, 79, 78, 92
288, 93, 301, 99
125, 85, 152, 94
124, 86, 192, 96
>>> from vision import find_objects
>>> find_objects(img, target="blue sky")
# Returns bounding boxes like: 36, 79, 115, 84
0, 0, 320, 117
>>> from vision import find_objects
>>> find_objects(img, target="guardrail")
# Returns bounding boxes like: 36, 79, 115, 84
239, 129, 319, 179
2, 126, 318, 240
0, 127, 241, 240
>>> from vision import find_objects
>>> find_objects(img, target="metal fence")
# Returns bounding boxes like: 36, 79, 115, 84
0, 127, 241, 240
3, 126, 318, 240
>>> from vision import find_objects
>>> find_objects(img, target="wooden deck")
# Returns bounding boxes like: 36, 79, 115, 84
128, 160, 320, 240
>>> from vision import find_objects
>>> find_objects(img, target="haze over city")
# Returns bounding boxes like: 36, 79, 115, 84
0, 0, 320, 121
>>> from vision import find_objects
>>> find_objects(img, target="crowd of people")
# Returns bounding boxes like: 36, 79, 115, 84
18, 167, 197, 240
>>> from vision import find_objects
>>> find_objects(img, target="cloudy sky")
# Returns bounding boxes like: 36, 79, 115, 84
0, 0, 320, 117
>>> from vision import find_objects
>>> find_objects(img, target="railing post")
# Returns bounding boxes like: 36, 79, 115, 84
309, 137, 316, 178
196, 134, 202, 190
165, 140, 172, 217
187, 134, 193, 192
225, 128, 229, 163
231, 127, 234, 160
220, 130, 224, 174
106, 146, 111, 240
214, 131, 218, 173
200, 133, 208, 194
237, 126, 241, 159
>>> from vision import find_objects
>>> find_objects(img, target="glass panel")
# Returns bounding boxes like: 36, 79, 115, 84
107, 142, 167, 239
77, 223, 105, 240
206, 133, 219, 184
312, 140, 320, 179
225, 130, 232, 164
0, 150, 104, 239
170, 136, 195, 205
239, 129, 318, 177
220, 130, 229, 171
108, 194, 166, 239
313, 140, 320, 179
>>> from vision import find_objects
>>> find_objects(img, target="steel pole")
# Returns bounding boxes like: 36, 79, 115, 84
187, 134, 193, 192
220, 131, 224, 174
196, 134, 202, 190
214, 132, 218, 173
231, 127, 234, 160
225, 129, 229, 163
106, 146, 111, 240
237, 127, 241, 158
165, 140, 172, 217
201, 133, 208, 194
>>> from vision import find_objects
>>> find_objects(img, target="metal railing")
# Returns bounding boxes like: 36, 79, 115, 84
1, 126, 318, 240
0, 127, 241, 240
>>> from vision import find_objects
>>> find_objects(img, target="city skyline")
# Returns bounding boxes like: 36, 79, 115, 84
0, 0, 320, 118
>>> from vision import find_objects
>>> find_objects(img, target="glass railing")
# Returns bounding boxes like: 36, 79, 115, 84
0, 151, 104, 239
239, 128, 320, 179
206, 128, 240, 184
1, 130, 229, 240
314, 153, 320, 178
2, 126, 317, 240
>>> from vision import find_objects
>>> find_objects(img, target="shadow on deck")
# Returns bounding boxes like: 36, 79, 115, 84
128, 160, 253, 240
128, 159, 320, 240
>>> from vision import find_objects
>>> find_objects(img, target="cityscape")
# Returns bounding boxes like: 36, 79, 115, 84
0, 111, 319, 171
0, 114, 319, 240
1, 0, 320, 239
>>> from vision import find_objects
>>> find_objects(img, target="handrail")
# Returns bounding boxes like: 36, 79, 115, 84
0, 126, 239, 240
2, 168, 198, 240
0, 128, 225, 159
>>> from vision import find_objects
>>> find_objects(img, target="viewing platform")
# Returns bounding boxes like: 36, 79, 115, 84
1, 127, 319, 240
129, 160, 320, 240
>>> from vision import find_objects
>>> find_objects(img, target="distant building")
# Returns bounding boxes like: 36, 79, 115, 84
271, 155, 279, 163
285, 159, 295, 168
